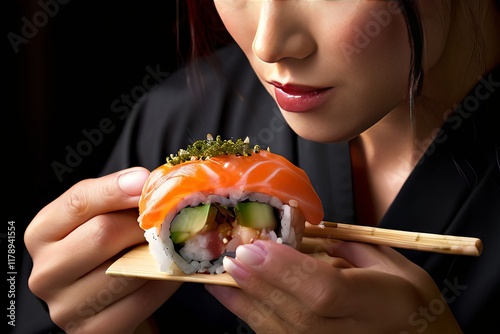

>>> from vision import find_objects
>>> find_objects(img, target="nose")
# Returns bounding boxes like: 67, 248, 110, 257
253, 2, 317, 63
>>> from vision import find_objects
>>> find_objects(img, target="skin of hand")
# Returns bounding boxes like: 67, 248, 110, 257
206, 240, 463, 334
24, 167, 181, 334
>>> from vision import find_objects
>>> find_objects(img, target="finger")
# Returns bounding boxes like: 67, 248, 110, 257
211, 257, 335, 332
222, 242, 346, 319
205, 284, 285, 332
92, 279, 181, 333
296, 236, 354, 268
28, 209, 145, 294
206, 282, 362, 334
330, 241, 421, 278
25, 167, 150, 245
52, 274, 180, 333
310, 251, 354, 269
226, 241, 414, 319
332, 241, 441, 303
45, 261, 148, 326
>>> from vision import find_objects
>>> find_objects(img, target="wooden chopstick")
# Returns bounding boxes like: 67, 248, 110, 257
303, 222, 483, 256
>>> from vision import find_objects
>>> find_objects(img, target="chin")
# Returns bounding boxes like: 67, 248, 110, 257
283, 114, 356, 143
290, 125, 353, 144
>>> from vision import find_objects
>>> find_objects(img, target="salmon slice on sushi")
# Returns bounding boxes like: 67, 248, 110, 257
138, 135, 324, 275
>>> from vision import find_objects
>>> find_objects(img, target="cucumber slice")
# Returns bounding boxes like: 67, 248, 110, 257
170, 204, 217, 244
235, 202, 277, 230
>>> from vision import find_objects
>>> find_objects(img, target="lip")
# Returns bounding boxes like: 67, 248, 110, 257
270, 82, 333, 113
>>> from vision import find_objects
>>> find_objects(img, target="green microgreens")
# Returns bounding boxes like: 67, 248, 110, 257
166, 134, 262, 165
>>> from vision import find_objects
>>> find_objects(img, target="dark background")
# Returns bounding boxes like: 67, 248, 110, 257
4, 1, 187, 332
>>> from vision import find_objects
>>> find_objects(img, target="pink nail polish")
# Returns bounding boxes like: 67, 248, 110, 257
236, 242, 266, 267
119, 169, 149, 196
223, 256, 251, 282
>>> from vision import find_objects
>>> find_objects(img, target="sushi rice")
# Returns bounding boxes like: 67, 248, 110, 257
144, 191, 297, 275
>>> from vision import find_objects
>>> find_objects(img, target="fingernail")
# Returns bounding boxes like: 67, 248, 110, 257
118, 169, 149, 196
236, 241, 267, 267
223, 256, 250, 282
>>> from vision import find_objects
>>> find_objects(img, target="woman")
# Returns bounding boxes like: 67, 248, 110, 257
25, 1, 500, 333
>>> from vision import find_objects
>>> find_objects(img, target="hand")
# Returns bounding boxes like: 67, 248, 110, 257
206, 239, 463, 334
25, 167, 181, 333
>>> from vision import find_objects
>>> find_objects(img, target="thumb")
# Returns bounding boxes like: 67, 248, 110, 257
26, 167, 150, 243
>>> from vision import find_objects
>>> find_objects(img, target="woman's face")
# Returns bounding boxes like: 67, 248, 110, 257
214, 0, 413, 142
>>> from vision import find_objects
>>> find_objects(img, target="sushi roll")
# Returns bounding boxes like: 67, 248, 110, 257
138, 135, 324, 275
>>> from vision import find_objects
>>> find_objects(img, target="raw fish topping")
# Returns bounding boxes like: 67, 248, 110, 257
138, 135, 324, 230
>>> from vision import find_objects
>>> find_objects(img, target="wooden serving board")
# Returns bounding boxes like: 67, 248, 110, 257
106, 244, 239, 287
106, 238, 328, 288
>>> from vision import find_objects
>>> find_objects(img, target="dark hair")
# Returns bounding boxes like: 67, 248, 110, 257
183, 0, 424, 94
181, 0, 233, 61
399, 0, 424, 96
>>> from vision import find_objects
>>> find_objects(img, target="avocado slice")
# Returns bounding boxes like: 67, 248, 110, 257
170, 204, 217, 244
235, 202, 277, 230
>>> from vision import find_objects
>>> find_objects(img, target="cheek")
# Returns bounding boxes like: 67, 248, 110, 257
339, 4, 410, 65
334, 4, 412, 96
